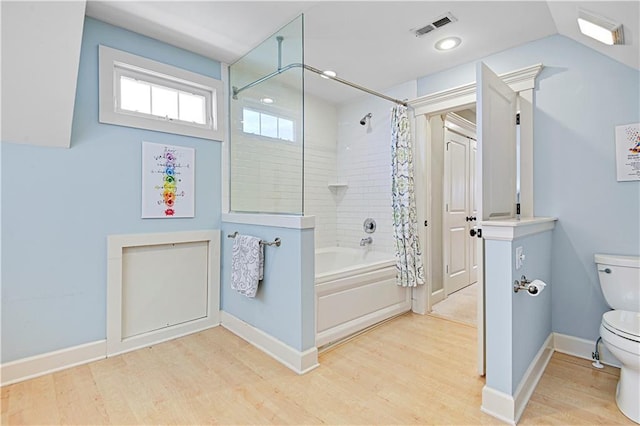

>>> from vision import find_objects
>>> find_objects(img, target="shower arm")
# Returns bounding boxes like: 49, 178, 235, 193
232, 62, 407, 107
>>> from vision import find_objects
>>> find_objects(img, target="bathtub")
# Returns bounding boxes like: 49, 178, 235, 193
315, 247, 412, 347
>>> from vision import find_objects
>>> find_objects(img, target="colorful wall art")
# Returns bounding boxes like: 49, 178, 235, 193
142, 142, 195, 218
615, 123, 640, 182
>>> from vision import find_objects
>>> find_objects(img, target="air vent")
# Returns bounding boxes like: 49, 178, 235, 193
432, 16, 452, 28
415, 24, 436, 36
412, 12, 457, 37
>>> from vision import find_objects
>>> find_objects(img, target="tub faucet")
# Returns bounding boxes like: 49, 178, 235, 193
360, 237, 373, 246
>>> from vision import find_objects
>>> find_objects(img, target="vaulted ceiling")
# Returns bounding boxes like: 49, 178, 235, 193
3, 1, 638, 148
86, 1, 639, 103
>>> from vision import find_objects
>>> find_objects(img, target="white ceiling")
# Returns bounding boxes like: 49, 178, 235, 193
86, 1, 639, 104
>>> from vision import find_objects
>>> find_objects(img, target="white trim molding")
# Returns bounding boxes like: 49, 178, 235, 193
444, 112, 476, 139
482, 333, 554, 424
0, 340, 106, 387
106, 230, 221, 357
553, 332, 621, 368
481, 217, 558, 241
481, 386, 517, 425
409, 63, 543, 116
99, 45, 224, 141
513, 334, 554, 422
221, 311, 319, 374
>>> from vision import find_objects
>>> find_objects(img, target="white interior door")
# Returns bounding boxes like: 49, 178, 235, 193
476, 62, 518, 375
443, 128, 471, 295
469, 139, 478, 284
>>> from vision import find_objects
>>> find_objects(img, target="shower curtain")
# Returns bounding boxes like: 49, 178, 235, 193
391, 105, 425, 288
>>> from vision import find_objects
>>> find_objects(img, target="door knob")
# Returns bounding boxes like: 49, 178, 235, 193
470, 228, 482, 238
465, 216, 471, 222
470, 229, 477, 237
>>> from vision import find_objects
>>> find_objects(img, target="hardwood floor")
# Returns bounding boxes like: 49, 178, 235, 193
1, 313, 634, 425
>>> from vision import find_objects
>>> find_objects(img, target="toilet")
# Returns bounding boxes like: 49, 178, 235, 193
595, 254, 640, 424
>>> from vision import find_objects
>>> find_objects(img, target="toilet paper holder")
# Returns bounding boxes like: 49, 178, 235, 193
513, 275, 542, 295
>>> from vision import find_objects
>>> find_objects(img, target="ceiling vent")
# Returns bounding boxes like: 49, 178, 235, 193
413, 12, 457, 37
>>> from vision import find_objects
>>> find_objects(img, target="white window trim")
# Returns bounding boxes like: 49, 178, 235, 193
99, 45, 224, 141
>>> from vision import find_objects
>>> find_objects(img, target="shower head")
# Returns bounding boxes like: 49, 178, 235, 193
360, 113, 372, 126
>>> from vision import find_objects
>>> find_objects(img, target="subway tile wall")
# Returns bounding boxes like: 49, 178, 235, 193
230, 81, 416, 254
303, 96, 338, 249
334, 105, 394, 253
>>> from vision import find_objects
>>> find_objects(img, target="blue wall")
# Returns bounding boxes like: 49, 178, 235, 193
484, 240, 514, 394
511, 231, 552, 392
417, 35, 640, 342
220, 222, 315, 351
485, 229, 553, 395
1, 17, 222, 363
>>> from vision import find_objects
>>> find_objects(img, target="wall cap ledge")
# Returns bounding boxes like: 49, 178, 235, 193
222, 213, 315, 229
480, 216, 557, 241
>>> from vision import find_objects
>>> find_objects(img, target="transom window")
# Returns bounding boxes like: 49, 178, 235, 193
99, 45, 224, 141
242, 107, 295, 142
117, 72, 207, 126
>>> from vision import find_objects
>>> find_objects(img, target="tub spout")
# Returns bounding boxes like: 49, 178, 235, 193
360, 237, 373, 246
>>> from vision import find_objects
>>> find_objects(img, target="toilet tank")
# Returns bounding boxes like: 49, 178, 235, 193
594, 254, 640, 311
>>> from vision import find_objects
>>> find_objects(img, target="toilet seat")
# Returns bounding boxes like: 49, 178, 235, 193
602, 310, 640, 343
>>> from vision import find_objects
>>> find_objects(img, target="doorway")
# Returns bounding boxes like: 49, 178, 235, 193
430, 110, 479, 326
410, 62, 542, 376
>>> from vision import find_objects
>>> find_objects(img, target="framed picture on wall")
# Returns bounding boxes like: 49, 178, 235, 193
141, 141, 195, 218
615, 123, 640, 182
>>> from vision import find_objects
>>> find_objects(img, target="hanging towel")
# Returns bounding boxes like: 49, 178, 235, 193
231, 235, 264, 298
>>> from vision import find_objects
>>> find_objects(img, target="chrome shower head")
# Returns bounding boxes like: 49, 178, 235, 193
360, 113, 372, 126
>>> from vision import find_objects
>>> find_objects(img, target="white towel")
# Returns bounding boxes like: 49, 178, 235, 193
231, 235, 264, 298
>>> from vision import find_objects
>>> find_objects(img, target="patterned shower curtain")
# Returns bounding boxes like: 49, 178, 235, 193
391, 105, 425, 288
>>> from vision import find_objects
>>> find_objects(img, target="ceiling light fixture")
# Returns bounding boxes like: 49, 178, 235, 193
577, 8, 624, 45
321, 70, 337, 79
435, 37, 461, 51
260, 97, 274, 104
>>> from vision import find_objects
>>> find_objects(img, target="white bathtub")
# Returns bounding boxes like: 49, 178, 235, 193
315, 247, 411, 347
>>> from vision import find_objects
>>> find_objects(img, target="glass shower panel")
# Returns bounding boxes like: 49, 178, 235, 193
229, 15, 304, 215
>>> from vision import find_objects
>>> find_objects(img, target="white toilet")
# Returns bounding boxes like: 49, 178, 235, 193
595, 254, 640, 424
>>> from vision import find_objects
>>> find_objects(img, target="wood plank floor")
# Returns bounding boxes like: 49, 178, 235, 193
1, 313, 634, 425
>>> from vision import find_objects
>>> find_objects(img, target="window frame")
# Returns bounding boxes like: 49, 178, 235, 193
99, 45, 224, 141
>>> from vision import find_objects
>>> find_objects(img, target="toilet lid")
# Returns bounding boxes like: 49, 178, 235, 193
602, 310, 640, 342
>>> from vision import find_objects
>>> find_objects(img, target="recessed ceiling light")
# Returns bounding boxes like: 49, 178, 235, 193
321, 70, 337, 79
260, 97, 274, 104
577, 8, 624, 45
435, 37, 461, 51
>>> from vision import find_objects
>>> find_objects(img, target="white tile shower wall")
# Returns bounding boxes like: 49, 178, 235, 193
230, 84, 339, 247
229, 76, 304, 214
335, 81, 417, 254
230, 136, 303, 213
303, 96, 338, 249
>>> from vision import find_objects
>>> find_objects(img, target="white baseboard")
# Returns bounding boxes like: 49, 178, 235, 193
220, 311, 319, 374
1, 340, 106, 387
106, 320, 220, 358
482, 333, 554, 424
514, 333, 554, 423
481, 386, 516, 425
553, 332, 621, 368
430, 288, 445, 308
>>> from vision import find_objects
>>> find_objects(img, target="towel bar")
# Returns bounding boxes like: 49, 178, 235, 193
227, 231, 281, 247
